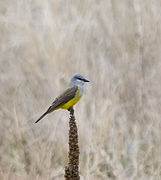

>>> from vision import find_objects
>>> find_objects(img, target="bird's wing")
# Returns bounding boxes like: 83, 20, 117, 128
47, 85, 78, 112
35, 85, 78, 123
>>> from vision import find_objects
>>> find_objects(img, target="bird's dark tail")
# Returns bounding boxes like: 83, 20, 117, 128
35, 111, 48, 123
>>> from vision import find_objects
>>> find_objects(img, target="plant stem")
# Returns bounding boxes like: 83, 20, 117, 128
64, 107, 80, 180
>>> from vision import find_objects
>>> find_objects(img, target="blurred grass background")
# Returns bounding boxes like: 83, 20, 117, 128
0, 0, 161, 179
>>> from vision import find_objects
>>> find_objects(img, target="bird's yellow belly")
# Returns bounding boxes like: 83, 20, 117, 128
61, 90, 82, 109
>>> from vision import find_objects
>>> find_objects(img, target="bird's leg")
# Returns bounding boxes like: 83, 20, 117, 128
68, 106, 74, 114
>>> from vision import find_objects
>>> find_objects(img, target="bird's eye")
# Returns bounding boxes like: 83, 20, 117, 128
77, 78, 82, 81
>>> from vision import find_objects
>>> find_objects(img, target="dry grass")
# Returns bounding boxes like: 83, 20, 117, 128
0, 0, 161, 179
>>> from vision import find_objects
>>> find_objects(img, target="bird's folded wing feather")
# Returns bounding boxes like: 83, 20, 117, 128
47, 86, 78, 112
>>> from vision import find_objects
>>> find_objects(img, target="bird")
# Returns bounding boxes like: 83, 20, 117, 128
35, 73, 89, 123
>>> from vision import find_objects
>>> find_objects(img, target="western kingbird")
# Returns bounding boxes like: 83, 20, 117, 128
35, 73, 89, 123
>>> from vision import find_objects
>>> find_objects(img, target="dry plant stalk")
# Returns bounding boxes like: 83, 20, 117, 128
64, 107, 80, 180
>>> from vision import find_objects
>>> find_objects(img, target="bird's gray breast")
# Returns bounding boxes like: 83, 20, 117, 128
78, 85, 84, 96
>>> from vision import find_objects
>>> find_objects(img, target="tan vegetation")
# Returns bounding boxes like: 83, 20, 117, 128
0, 0, 161, 179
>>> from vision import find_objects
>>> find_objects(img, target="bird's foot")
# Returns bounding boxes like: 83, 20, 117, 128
68, 106, 74, 114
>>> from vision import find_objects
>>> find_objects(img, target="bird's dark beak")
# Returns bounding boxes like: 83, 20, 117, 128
83, 78, 90, 82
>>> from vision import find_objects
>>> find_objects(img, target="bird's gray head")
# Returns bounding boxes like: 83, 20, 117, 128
70, 73, 89, 86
